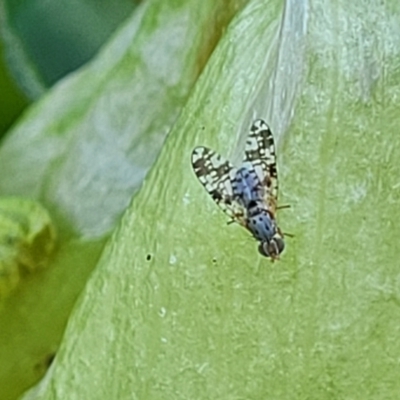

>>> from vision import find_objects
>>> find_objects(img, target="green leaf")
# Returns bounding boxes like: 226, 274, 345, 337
22, 0, 400, 398
0, 0, 248, 399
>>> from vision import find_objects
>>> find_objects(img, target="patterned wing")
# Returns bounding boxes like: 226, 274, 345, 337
191, 146, 246, 224
242, 119, 278, 207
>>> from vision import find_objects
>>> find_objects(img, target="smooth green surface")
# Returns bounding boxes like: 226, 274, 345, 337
18, 0, 400, 398
0, 0, 247, 399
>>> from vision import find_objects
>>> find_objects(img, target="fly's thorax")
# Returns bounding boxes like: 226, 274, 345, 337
246, 208, 278, 242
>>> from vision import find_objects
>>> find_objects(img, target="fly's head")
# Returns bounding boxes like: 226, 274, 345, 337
258, 233, 285, 261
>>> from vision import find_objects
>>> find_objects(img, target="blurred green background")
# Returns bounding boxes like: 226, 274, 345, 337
0, 39, 28, 138
0, 0, 137, 138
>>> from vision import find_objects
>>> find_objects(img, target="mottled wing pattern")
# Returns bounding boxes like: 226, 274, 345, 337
243, 119, 278, 208
191, 146, 246, 224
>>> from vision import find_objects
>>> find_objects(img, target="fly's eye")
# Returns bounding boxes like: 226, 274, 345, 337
273, 236, 285, 254
258, 242, 270, 257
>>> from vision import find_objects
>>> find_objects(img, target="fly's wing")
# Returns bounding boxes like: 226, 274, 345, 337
191, 146, 246, 225
242, 119, 278, 209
